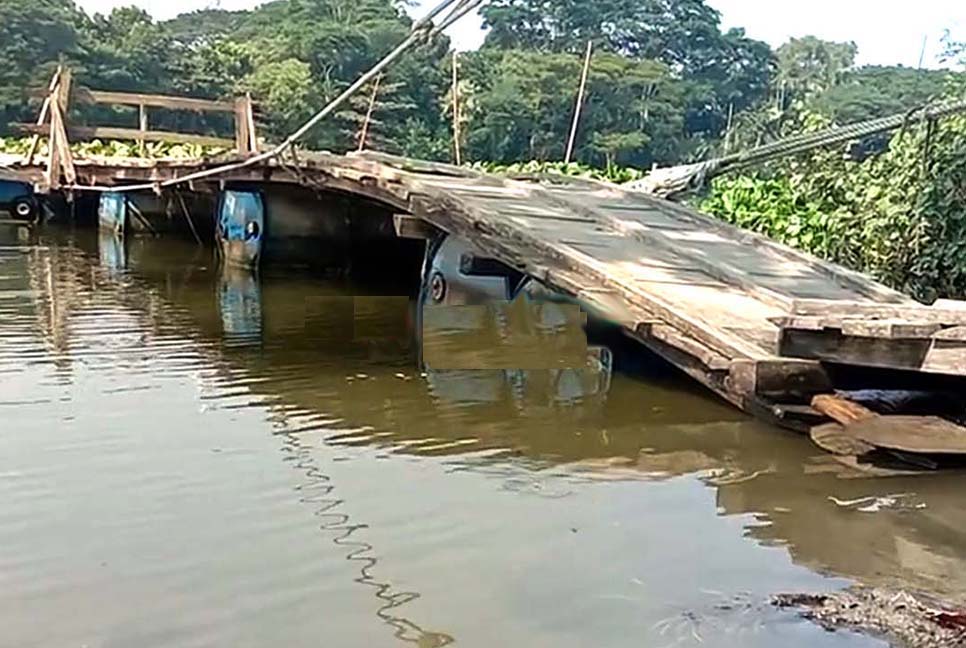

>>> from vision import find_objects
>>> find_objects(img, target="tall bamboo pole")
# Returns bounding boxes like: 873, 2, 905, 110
565, 40, 593, 165
358, 74, 382, 152
451, 52, 462, 166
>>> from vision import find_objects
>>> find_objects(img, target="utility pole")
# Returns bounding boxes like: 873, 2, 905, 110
451, 52, 462, 166
565, 40, 594, 165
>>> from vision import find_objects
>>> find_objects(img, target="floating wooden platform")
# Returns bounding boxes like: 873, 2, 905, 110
10, 149, 966, 429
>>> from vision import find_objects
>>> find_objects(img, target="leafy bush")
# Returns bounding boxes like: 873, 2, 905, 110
700, 112, 966, 300
473, 159, 646, 184
0, 136, 228, 160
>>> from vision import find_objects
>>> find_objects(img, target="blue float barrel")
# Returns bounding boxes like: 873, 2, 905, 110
98, 192, 126, 235
217, 190, 265, 267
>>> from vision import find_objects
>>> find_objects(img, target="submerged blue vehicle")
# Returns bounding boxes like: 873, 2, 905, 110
0, 176, 38, 221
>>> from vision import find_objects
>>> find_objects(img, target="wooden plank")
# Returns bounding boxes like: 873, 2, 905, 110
847, 416, 966, 454
79, 89, 235, 113
790, 298, 966, 324
775, 316, 945, 339
538, 186, 801, 311
812, 394, 877, 425
780, 328, 966, 376
839, 319, 944, 339
610, 191, 913, 304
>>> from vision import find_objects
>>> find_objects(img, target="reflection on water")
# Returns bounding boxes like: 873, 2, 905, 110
3, 227, 963, 647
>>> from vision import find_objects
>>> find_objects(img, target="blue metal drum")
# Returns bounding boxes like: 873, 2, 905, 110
217, 190, 265, 268
98, 192, 127, 235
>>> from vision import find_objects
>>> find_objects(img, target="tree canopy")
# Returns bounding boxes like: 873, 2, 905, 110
0, 0, 961, 169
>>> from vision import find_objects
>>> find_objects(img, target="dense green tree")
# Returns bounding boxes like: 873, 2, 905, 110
0, 0, 85, 133
815, 66, 951, 123
479, 0, 775, 146
0, 0, 960, 171
460, 49, 686, 167
163, 9, 247, 46
775, 36, 857, 100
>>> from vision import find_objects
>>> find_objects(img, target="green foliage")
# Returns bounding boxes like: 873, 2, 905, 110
776, 37, 857, 99
473, 160, 645, 184
0, 0, 85, 129
460, 49, 686, 167
0, 135, 227, 159
701, 112, 966, 300
480, 0, 776, 144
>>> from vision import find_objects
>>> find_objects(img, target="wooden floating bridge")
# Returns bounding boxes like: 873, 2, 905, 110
10, 147, 966, 429
7, 78, 966, 444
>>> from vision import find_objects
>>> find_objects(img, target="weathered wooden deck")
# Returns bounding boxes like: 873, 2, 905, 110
9, 149, 966, 429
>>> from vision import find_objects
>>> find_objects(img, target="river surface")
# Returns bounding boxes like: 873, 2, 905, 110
3, 226, 966, 648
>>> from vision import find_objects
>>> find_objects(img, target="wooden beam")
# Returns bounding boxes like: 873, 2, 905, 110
812, 394, 876, 426
78, 89, 236, 113
779, 328, 966, 376
789, 298, 966, 324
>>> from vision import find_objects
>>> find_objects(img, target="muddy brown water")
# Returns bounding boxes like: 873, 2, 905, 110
3, 227, 966, 648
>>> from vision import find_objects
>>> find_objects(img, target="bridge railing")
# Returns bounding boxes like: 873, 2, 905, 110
16, 66, 258, 190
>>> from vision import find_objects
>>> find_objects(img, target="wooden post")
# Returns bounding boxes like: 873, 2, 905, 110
235, 96, 250, 155
56, 67, 72, 114
24, 67, 62, 166
138, 104, 148, 156
49, 100, 76, 187
44, 70, 75, 189
358, 74, 382, 152
45, 103, 62, 190
565, 40, 593, 165
245, 93, 257, 153
451, 52, 462, 166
